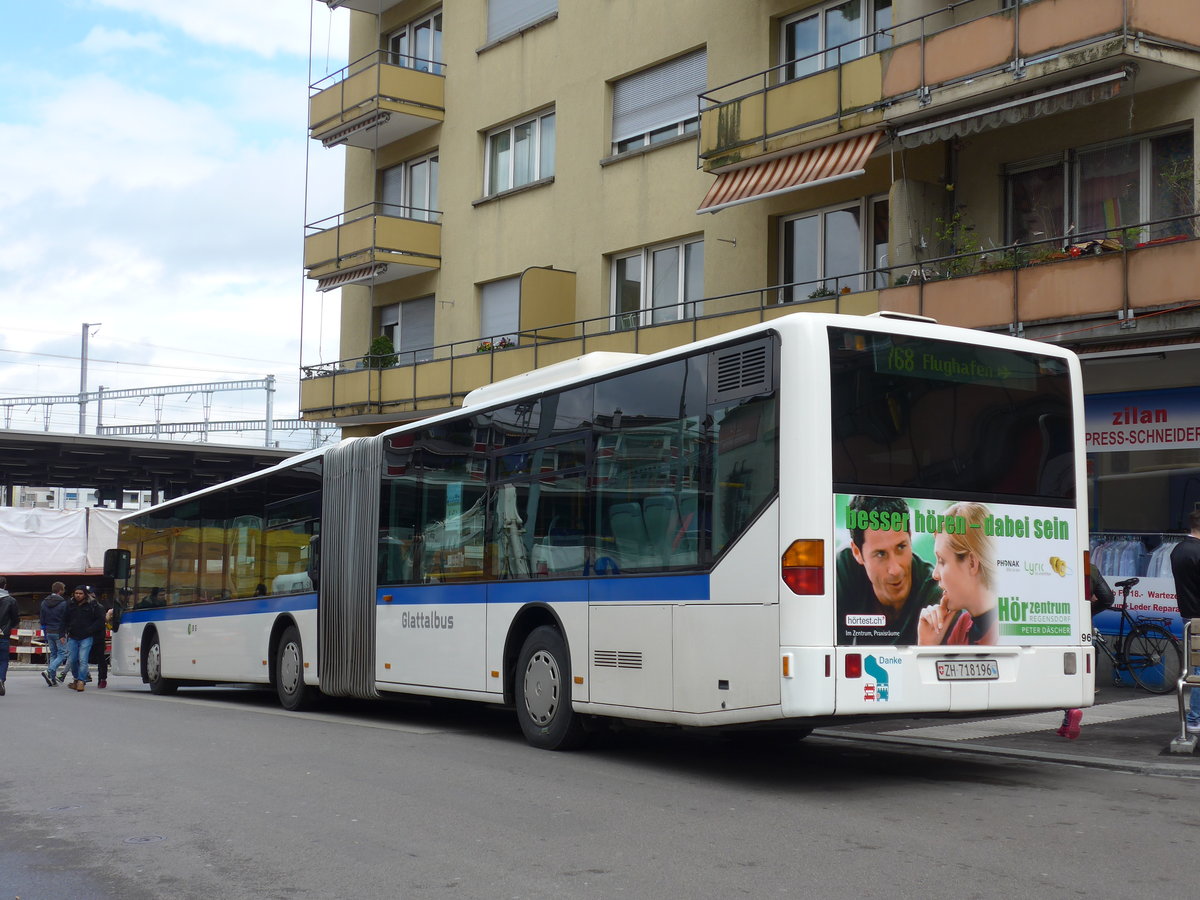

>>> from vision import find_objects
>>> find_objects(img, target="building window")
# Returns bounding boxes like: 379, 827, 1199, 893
381, 153, 439, 222
487, 0, 556, 44
781, 197, 885, 300
612, 49, 706, 155
1007, 156, 1068, 245
388, 9, 443, 74
1006, 129, 1194, 245
481, 277, 520, 346
380, 297, 435, 364
612, 238, 704, 329
781, 0, 892, 80
485, 110, 555, 196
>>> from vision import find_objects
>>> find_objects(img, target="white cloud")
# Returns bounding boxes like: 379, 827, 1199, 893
90, 0, 349, 60
0, 74, 231, 209
78, 25, 166, 55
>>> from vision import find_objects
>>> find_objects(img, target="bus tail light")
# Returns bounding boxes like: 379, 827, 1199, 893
781, 539, 824, 595
845, 653, 862, 678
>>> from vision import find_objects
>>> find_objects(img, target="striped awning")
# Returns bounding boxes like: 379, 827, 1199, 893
316, 263, 388, 292
697, 131, 882, 214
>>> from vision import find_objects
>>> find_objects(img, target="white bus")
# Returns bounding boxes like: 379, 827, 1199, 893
108, 312, 1092, 749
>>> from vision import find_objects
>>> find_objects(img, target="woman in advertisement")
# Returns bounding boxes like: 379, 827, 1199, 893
918, 501, 998, 645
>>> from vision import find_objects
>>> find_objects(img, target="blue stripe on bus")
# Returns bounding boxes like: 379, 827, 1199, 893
120, 593, 318, 623
377, 575, 710, 607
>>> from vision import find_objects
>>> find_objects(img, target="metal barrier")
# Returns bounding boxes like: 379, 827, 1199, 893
1170, 617, 1200, 754
6, 627, 48, 661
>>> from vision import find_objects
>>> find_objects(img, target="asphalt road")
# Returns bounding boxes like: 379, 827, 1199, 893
2, 670, 1198, 900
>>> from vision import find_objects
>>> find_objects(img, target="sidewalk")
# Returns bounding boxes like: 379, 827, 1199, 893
820, 681, 1199, 778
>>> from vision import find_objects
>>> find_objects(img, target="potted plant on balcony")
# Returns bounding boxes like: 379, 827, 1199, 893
364, 334, 398, 369
476, 336, 514, 352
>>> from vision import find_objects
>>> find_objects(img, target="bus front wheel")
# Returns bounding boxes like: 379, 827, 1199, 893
145, 634, 177, 695
515, 626, 585, 751
276, 625, 315, 711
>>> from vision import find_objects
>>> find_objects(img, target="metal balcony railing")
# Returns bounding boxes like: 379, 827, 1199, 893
305, 201, 443, 234
299, 211, 1198, 418
310, 49, 445, 95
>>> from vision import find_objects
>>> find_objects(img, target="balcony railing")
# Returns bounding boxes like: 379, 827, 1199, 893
309, 50, 445, 149
699, 0, 1197, 168
300, 211, 1199, 418
880, 211, 1200, 331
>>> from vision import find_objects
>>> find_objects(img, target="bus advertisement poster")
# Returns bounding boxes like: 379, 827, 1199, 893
834, 493, 1079, 647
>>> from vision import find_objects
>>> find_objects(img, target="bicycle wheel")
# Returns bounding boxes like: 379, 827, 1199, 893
1122, 624, 1182, 694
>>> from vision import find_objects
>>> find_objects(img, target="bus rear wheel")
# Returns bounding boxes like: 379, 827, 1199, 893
276, 625, 315, 711
516, 626, 585, 751
145, 634, 177, 695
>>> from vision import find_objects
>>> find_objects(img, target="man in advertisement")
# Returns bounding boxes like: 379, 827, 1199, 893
836, 495, 942, 644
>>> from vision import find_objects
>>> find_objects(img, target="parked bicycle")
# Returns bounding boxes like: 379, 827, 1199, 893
1092, 577, 1183, 694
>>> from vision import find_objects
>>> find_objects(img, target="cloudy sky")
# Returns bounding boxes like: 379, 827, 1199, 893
0, 0, 350, 448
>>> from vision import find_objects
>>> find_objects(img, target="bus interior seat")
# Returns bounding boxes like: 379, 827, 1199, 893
609, 502, 651, 566
642, 495, 680, 562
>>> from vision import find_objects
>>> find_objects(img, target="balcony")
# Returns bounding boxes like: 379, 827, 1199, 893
700, 0, 1200, 172
301, 215, 1200, 423
316, 0, 402, 13
304, 203, 441, 290
309, 51, 444, 149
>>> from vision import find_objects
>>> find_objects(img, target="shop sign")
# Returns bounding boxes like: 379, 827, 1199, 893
1085, 387, 1200, 453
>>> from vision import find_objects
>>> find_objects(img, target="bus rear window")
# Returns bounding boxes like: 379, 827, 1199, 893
828, 327, 1075, 502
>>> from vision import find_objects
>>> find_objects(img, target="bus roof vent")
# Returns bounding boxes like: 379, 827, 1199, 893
867, 311, 938, 324
708, 338, 774, 403
462, 351, 643, 408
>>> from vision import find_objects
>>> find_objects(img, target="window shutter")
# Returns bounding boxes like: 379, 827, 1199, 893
399, 297, 435, 355
488, 0, 556, 42
612, 49, 707, 144
481, 278, 520, 341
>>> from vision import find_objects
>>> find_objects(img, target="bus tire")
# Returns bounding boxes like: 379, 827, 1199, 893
515, 626, 585, 751
145, 634, 177, 695
276, 625, 315, 711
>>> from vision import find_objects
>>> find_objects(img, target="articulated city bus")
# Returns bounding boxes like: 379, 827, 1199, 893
109, 312, 1092, 749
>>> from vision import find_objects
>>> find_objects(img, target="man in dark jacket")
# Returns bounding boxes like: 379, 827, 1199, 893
0, 575, 19, 696
1171, 509, 1200, 734
39, 582, 68, 686
60, 585, 104, 692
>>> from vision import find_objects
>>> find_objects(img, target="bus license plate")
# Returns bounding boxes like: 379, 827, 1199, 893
936, 660, 999, 681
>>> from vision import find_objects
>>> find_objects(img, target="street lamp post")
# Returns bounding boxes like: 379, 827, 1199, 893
79, 322, 100, 435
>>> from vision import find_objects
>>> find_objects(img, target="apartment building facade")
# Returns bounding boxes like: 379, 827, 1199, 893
301, 0, 1200, 545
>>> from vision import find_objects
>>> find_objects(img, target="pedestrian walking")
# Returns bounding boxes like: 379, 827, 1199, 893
1171, 509, 1200, 735
0, 575, 18, 697
39, 581, 68, 686
60, 585, 104, 692
88, 594, 110, 689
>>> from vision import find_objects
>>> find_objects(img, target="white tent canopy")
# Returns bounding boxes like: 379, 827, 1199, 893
0, 507, 125, 573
